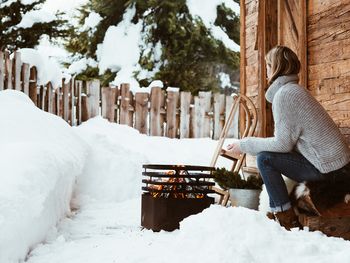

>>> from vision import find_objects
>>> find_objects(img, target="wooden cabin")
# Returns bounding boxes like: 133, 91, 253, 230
239, 0, 350, 144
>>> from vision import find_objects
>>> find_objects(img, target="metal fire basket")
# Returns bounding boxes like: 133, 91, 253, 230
141, 164, 216, 232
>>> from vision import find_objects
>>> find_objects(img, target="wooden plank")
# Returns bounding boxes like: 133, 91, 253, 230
308, 0, 346, 15
308, 38, 350, 66
135, 92, 149, 134
119, 83, 131, 125
29, 67, 37, 105
81, 94, 88, 122
62, 80, 70, 122
56, 88, 62, 117
128, 90, 135, 127
179, 91, 191, 138
13, 51, 21, 91
150, 87, 163, 136
52, 87, 57, 115
191, 92, 212, 138
202, 92, 212, 138
39, 85, 45, 110
213, 93, 226, 140
101, 87, 117, 122
86, 80, 100, 119
166, 89, 179, 138
0, 51, 4, 91
70, 79, 75, 125
21, 63, 30, 95
299, 0, 307, 88
4, 51, 12, 90
46, 83, 53, 113
308, 59, 350, 81
75, 80, 83, 125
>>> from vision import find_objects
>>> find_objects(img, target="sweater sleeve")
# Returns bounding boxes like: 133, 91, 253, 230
239, 91, 301, 156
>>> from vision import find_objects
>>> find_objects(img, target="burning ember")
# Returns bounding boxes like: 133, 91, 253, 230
148, 171, 205, 199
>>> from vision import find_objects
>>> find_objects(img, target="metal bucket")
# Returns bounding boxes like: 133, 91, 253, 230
229, 189, 261, 210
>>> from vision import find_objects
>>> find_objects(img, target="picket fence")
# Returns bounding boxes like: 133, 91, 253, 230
0, 51, 238, 139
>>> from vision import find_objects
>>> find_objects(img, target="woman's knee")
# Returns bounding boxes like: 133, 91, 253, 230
256, 151, 273, 168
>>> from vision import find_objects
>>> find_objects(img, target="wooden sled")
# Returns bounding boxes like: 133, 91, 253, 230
210, 94, 258, 206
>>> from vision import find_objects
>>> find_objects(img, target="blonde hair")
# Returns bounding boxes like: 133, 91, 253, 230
265, 46, 300, 85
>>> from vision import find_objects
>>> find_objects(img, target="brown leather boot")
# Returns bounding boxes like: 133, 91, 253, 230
275, 208, 301, 230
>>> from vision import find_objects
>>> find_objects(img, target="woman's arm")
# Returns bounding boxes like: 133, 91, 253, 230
239, 91, 301, 156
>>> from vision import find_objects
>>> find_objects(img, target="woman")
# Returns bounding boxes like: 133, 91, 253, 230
227, 46, 350, 229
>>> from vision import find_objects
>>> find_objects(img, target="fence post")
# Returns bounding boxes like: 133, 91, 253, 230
135, 92, 149, 134
22, 63, 30, 95
0, 51, 4, 91
179, 91, 191, 138
75, 80, 83, 125
166, 88, 179, 138
213, 93, 226, 140
4, 51, 12, 90
56, 87, 62, 117
62, 80, 70, 122
86, 79, 100, 119
70, 79, 75, 125
13, 51, 21, 91
81, 94, 89, 122
101, 86, 117, 122
119, 83, 131, 125
150, 86, 165, 136
29, 67, 37, 105
192, 91, 212, 138
46, 82, 53, 113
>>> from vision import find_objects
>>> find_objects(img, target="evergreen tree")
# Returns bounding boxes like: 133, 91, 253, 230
67, 0, 240, 94
0, 0, 68, 52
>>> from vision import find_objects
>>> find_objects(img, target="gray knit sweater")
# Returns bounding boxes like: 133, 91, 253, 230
239, 75, 350, 173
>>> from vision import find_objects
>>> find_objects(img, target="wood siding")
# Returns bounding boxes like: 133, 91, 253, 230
242, 0, 350, 144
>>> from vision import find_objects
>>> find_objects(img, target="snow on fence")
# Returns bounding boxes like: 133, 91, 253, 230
0, 51, 238, 139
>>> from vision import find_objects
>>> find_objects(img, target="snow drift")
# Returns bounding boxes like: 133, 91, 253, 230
0, 90, 88, 262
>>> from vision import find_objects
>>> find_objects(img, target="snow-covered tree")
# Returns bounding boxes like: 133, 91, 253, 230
67, 0, 240, 94
0, 0, 68, 52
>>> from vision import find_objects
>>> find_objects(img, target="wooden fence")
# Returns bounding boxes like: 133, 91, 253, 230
0, 51, 238, 139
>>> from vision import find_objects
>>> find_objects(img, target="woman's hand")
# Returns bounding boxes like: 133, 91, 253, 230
226, 142, 242, 155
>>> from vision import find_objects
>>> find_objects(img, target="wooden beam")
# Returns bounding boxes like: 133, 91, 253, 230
239, 0, 247, 139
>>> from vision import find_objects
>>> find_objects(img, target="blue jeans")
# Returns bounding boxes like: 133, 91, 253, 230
256, 151, 326, 213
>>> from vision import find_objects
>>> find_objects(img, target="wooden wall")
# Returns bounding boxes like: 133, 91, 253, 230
308, 0, 350, 144
241, 0, 350, 144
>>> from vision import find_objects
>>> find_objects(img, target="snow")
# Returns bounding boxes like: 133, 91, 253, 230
0, 0, 40, 7
17, 48, 66, 87
68, 57, 98, 75
1, 104, 350, 262
16, 10, 56, 29
97, 6, 142, 80
0, 90, 88, 263
80, 12, 103, 32
186, 0, 240, 51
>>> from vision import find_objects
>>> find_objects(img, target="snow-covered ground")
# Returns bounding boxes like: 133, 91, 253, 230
1, 91, 350, 263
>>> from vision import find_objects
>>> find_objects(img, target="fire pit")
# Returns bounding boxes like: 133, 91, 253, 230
141, 164, 216, 231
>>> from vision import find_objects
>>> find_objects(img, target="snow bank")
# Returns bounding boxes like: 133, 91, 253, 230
0, 90, 88, 263
173, 206, 350, 263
